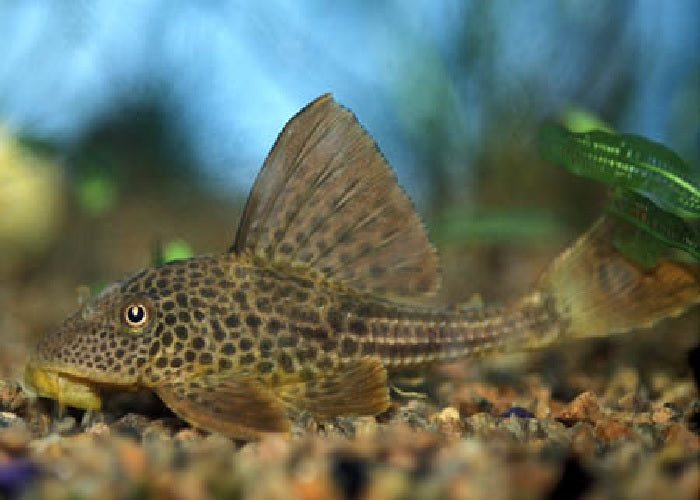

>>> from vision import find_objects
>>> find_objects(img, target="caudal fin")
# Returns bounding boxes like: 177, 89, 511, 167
536, 216, 700, 340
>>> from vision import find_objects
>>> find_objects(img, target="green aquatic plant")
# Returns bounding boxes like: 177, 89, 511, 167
151, 238, 194, 266
538, 123, 700, 265
560, 105, 614, 134
538, 125, 699, 219
430, 209, 562, 246
608, 188, 699, 262
76, 172, 118, 217
163, 238, 194, 262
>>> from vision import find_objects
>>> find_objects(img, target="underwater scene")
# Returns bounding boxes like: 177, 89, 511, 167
1, 2, 698, 499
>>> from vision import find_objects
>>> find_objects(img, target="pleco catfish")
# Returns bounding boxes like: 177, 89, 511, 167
25, 95, 700, 439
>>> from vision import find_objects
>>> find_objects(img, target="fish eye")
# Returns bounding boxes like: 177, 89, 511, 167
123, 303, 149, 329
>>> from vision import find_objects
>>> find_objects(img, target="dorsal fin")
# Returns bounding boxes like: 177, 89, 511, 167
231, 94, 440, 298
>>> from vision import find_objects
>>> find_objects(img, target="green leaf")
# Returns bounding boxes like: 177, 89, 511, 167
430, 210, 563, 245
607, 189, 699, 261
76, 173, 118, 217
151, 240, 165, 267
152, 238, 194, 266
163, 239, 193, 262
538, 124, 700, 219
612, 227, 666, 268
560, 105, 613, 133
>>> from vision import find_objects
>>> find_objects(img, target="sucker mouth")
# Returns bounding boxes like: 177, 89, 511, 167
24, 361, 137, 410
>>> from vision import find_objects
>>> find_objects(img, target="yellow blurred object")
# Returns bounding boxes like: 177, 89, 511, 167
0, 126, 65, 275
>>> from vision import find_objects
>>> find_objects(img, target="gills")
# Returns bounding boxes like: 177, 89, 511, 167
25, 94, 700, 440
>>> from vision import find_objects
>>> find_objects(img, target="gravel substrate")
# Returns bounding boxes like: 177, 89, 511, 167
1, 341, 698, 500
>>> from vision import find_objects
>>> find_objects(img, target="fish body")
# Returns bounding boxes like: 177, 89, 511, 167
25, 95, 700, 439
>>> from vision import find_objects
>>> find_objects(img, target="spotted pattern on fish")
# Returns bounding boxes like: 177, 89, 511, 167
25, 94, 700, 440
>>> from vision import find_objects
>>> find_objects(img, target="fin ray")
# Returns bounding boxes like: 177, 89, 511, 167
155, 374, 290, 439
538, 215, 700, 338
232, 94, 440, 298
275, 358, 389, 418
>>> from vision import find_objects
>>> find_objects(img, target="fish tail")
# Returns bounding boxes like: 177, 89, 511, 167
522, 215, 700, 348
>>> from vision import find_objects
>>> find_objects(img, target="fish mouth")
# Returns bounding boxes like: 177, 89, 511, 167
24, 361, 136, 410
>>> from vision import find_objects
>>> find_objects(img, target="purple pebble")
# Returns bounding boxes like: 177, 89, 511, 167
0, 459, 39, 495
501, 406, 534, 418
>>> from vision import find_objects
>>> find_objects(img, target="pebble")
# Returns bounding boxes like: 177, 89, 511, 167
539, 419, 570, 448
53, 416, 76, 435
115, 438, 147, 481
0, 381, 28, 414
556, 392, 602, 425
0, 348, 697, 500
0, 411, 23, 428
604, 367, 639, 402
0, 459, 39, 497
395, 399, 431, 428
111, 413, 151, 440
501, 406, 535, 419
594, 418, 633, 442
0, 427, 31, 455
430, 406, 462, 435
352, 416, 378, 439
651, 406, 674, 425
570, 422, 596, 460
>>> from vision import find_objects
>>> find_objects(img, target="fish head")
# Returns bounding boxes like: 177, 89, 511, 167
25, 270, 162, 409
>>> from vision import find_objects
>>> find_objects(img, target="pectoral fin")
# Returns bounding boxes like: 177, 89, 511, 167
155, 374, 290, 440
155, 359, 389, 438
275, 358, 390, 418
